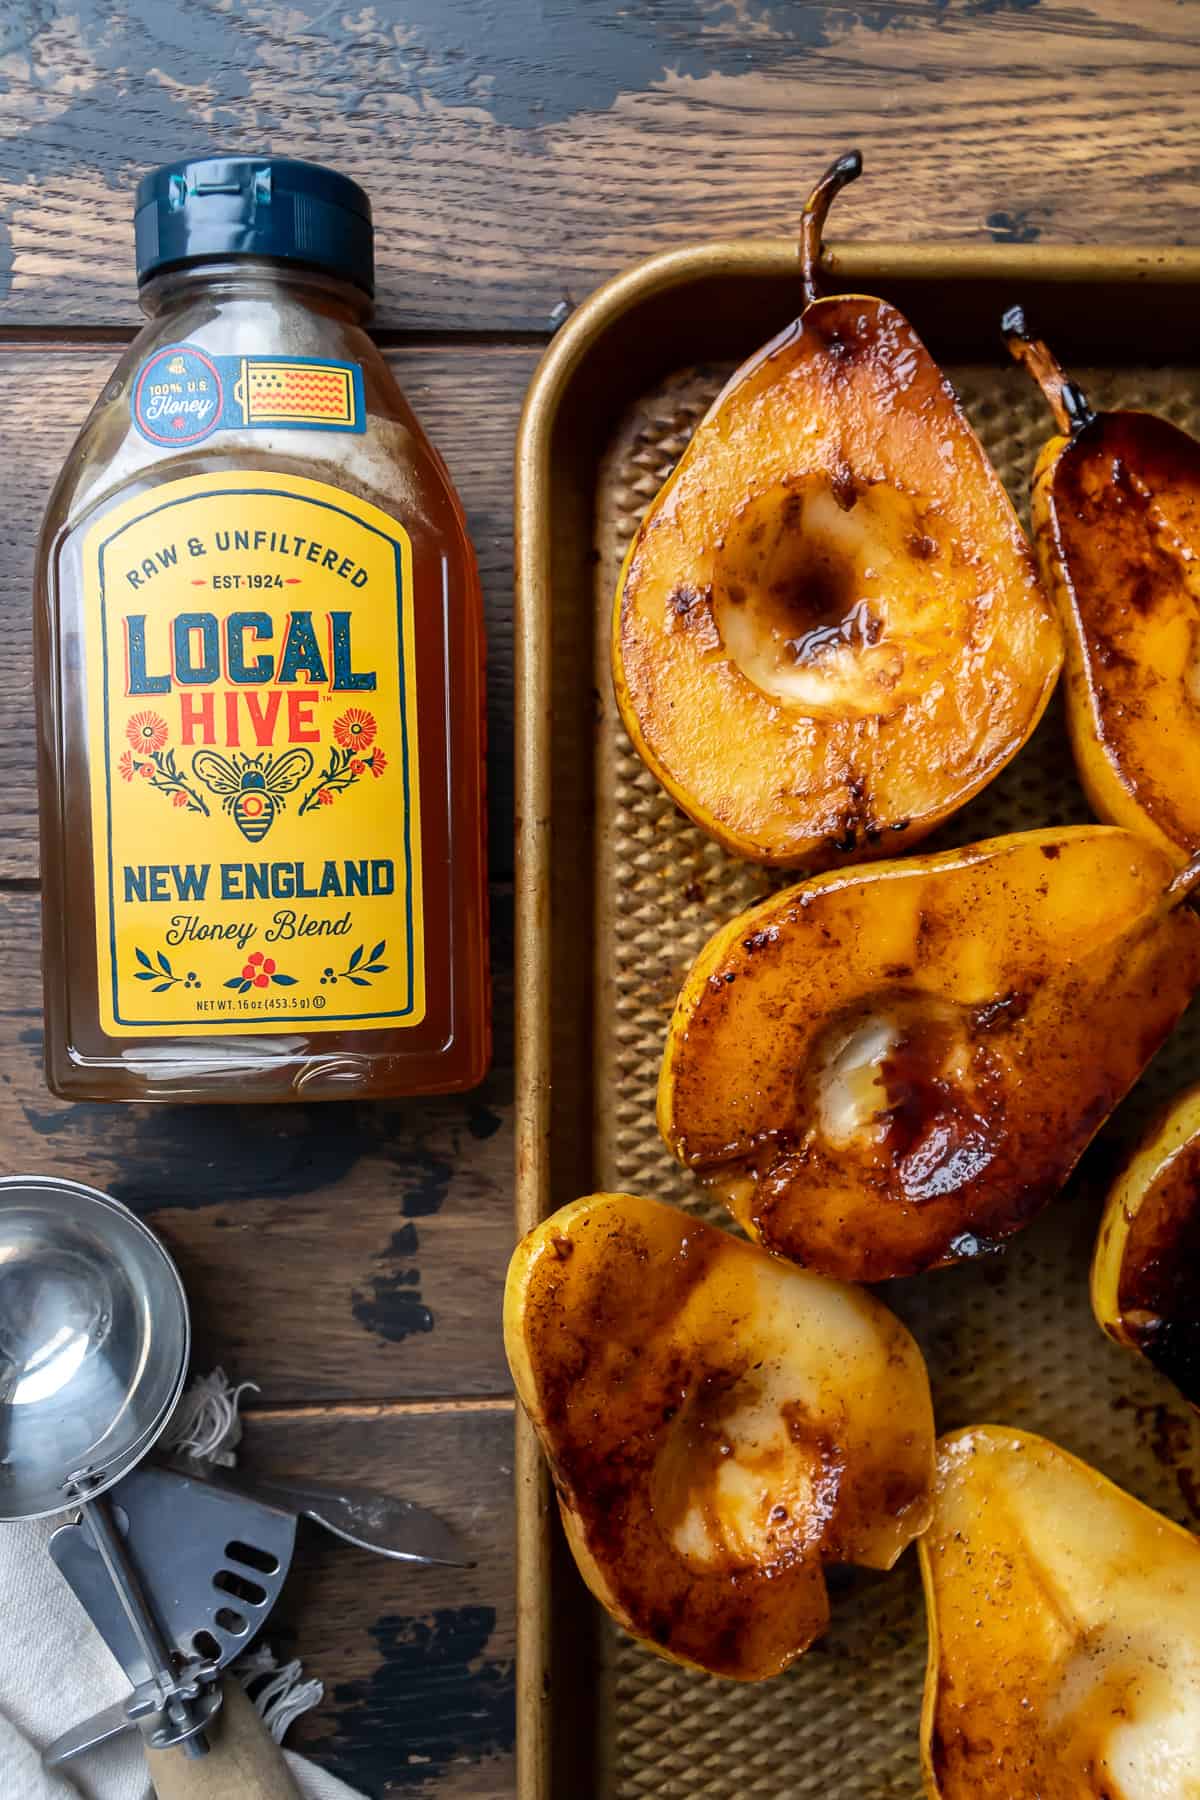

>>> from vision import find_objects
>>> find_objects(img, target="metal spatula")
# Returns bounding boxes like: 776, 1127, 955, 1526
45, 1463, 297, 1766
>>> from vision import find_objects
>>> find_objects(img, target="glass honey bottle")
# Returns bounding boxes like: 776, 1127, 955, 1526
35, 157, 490, 1100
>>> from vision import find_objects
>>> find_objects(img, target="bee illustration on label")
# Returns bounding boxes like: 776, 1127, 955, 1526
191, 748, 314, 842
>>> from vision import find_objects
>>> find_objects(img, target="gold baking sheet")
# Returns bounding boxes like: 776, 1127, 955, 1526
514, 244, 1200, 1800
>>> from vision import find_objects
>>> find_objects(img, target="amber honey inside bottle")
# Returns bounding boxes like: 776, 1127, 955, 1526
35, 156, 489, 1101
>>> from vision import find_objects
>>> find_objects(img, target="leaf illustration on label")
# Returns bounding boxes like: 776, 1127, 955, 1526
130, 947, 196, 993
298, 713, 386, 814
120, 725, 210, 816
320, 943, 390, 990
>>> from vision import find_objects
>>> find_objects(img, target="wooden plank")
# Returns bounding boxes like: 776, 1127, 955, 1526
0, 2, 1197, 332
0, 340, 535, 880
241, 1402, 515, 1798
0, 883, 515, 1402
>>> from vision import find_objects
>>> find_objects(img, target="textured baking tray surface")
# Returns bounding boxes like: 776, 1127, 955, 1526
590, 363, 1200, 1799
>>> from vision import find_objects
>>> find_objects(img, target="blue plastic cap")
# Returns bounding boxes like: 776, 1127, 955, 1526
134, 156, 374, 296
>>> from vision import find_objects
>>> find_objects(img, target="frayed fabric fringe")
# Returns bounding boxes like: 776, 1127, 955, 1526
162, 1369, 324, 1739
236, 1645, 326, 1742
161, 1365, 260, 1466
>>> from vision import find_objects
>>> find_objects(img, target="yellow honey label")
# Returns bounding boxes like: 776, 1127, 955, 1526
83, 472, 424, 1037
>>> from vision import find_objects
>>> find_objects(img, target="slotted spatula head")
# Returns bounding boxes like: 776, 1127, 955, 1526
50, 1464, 296, 1685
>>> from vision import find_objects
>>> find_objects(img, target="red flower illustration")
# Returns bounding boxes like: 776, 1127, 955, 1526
333, 708, 376, 751
138, 761, 155, 778
118, 751, 136, 782
172, 790, 188, 808
127, 711, 168, 754
224, 954, 296, 995
369, 749, 387, 779
349, 759, 364, 776
318, 788, 333, 805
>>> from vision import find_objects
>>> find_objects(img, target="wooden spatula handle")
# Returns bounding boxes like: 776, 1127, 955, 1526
146, 1680, 303, 1800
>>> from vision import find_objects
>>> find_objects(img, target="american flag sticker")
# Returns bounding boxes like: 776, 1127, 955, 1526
234, 358, 360, 429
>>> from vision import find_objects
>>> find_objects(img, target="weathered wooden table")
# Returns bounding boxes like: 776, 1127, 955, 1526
0, 3, 1197, 1793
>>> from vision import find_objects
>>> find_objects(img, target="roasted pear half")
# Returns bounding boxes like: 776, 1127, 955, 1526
1008, 306, 1200, 865
1093, 1082, 1200, 1408
920, 1426, 1200, 1797
660, 826, 1200, 1282
504, 1192, 935, 1680
612, 153, 1062, 868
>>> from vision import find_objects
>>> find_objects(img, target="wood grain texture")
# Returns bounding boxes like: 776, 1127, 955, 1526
0, 882, 514, 1401
242, 1404, 516, 1798
0, 1, 1197, 332
0, 341, 534, 881
3, 6, 1187, 1797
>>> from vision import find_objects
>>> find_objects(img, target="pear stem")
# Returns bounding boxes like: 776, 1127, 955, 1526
1002, 305, 1096, 438
1167, 851, 1200, 911
800, 150, 863, 309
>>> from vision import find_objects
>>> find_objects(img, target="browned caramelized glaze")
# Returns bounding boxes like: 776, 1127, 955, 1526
1042, 411, 1200, 857
1093, 1082, 1200, 1408
661, 827, 1200, 1282
1009, 309, 1200, 867
920, 1428, 1200, 1797
504, 1193, 934, 1680
611, 156, 1061, 868
1117, 1141, 1200, 1403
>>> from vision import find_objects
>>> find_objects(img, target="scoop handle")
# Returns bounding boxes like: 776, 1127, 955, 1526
146, 1681, 302, 1800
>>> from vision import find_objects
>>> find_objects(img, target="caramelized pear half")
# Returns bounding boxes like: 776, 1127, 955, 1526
1008, 308, 1200, 864
921, 1426, 1200, 1797
1093, 1082, 1200, 1408
504, 1192, 934, 1680
612, 154, 1061, 868
660, 826, 1200, 1281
